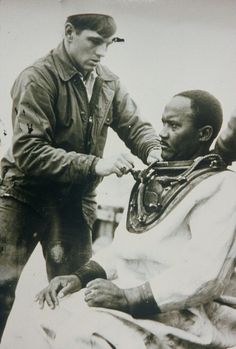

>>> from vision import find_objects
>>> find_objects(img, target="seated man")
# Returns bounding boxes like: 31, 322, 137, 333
3, 90, 236, 349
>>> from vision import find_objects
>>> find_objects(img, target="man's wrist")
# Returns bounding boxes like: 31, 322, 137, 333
123, 281, 160, 317
73, 260, 107, 288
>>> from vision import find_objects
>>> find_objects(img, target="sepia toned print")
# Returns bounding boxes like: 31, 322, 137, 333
0, 0, 236, 348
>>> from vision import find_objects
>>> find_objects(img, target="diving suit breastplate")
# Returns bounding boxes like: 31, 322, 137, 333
126, 154, 227, 234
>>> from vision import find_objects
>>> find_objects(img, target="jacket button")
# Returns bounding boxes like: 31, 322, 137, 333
80, 111, 86, 122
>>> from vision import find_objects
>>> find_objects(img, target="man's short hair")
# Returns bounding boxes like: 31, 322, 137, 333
175, 90, 223, 143
66, 14, 117, 38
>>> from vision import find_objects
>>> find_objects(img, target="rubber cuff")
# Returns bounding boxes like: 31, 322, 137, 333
73, 260, 107, 288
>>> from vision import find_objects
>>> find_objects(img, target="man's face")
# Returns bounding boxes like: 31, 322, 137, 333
159, 96, 201, 161
67, 29, 114, 74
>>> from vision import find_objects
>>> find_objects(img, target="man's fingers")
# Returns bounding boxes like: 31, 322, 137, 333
84, 291, 94, 302
50, 287, 59, 306
121, 152, 135, 163
36, 292, 45, 309
118, 157, 134, 169
114, 164, 132, 177
58, 282, 71, 298
34, 277, 71, 309
146, 148, 162, 164
85, 294, 105, 308
58, 277, 80, 298
115, 169, 124, 177
84, 288, 101, 303
42, 280, 61, 307
113, 153, 135, 176
95, 153, 135, 177
39, 299, 45, 309
116, 156, 134, 171
45, 291, 56, 309
84, 287, 94, 296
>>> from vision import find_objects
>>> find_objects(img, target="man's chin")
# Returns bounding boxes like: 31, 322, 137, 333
161, 150, 174, 162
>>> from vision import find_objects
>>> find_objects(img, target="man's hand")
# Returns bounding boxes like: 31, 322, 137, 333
35, 275, 81, 309
146, 148, 162, 164
84, 279, 128, 312
95, 153, 134, 177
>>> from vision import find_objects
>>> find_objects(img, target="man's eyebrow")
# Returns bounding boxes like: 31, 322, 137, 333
162, 115, 181, 123
88, 36, 104, 41
88, 36, 115, 45
112, 37, 125, 43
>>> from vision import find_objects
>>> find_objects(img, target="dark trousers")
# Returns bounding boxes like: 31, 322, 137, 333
0, 196, 92, 340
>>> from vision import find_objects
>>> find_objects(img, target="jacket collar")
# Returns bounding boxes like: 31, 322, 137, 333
52, 41, 118, 82
52, 41, 78, 81
96, 64, 118, 82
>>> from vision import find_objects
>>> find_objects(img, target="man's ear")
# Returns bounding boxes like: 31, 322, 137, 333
65, 23, 75, 42
198, 125, 213, 142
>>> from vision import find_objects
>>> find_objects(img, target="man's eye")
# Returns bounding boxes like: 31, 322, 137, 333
90, 39, 102, 45
170, 123, 178, 130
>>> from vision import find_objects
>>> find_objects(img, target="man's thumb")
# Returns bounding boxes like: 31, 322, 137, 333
58, 282, 72, 298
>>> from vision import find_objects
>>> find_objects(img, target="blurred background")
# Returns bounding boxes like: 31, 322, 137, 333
0, 0, 236, 322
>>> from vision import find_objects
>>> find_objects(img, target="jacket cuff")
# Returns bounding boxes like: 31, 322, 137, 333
71, 154, 99, 182
144, 143, 161, 164
89, 157, 100, 176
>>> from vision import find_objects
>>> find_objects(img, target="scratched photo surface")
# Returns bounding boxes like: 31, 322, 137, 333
0, 0, 236, 347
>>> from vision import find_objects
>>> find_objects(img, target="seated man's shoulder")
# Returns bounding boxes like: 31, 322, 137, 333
213, 168, 236, 193
220, 168, 236, 181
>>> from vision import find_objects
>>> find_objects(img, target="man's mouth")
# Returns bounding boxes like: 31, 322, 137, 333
160, 142, 169, 150
90, 59, 100, 64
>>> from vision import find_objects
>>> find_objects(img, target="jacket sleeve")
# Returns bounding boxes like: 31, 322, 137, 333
111, 81, 160, 164
149, 173, 236, 312
214, 111, 236, 163
11, 70, 98, 183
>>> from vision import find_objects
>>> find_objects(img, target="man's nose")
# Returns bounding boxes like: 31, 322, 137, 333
159, 125, 168, 139
95, 43, 107, 57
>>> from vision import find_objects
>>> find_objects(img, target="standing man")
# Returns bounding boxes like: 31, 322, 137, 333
0, 13, 160, 339
23, 90, 236, 349
215, 107, 236, 163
